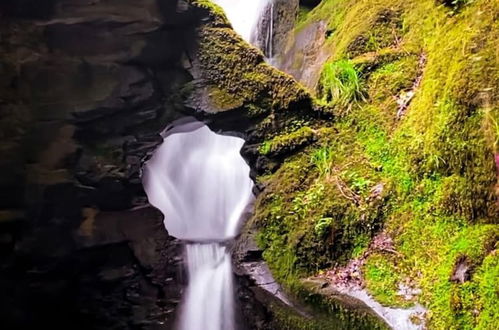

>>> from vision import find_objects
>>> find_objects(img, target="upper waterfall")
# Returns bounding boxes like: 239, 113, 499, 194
212, 0, 272, 44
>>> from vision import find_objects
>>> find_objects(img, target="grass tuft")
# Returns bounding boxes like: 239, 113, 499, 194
318, 59, 365, 112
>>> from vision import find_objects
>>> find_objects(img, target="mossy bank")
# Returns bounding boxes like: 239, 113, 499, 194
188, 0, 497, 328
243, 0, 498, 329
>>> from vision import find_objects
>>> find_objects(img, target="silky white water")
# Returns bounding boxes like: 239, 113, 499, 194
179, 244, 235, 330
142, 122, 254, 330
212, 0, 272, 45
142, 124, 253, 241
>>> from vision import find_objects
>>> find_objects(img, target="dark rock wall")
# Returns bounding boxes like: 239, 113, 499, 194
0, 0, 202, 328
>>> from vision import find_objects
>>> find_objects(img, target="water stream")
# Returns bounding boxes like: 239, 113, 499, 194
212, 0, 272, 45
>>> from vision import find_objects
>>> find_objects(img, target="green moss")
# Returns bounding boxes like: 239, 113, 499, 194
254, 131, 387, 289
363, 253, 410, 307
259, 127, 317, 156
474, 251, 499, 329
208, 86, 244, 110
187, 0, 230, 26
194, 23, 313, 120
346, 8, 403, 58
366, 55, 420, 104
252, 0, 498, 328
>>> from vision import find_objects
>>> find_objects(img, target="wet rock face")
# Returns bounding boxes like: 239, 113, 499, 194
0, 0, 57, 19
276, 21, 329, 91
3, 207, 183, 330
0, 0, 198, 328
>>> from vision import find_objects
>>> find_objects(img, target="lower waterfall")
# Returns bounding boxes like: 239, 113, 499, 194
178, 243, 235, 330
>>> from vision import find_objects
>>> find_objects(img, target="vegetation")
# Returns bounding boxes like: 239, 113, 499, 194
310, 147, 333, 178
191, 0, 497, 328
259, 127, 317, 156
188, 0, 315, 119
318, 59, 365, 111
248, 0, 498, 329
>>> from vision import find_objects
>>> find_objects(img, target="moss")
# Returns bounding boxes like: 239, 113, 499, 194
259, 127, 317, 156
474, 251, 499, 329
346, 9, 403, 58
207, 85, 245, 110
197, 27, 310, 114
251, 0, 498, 328
365, 55, 420, 104
254, 130, 387, 289
269, 285, 388, 329
187, 0, 230, 27
363, 253, 411, 307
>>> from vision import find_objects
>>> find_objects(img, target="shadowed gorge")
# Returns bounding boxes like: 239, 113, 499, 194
0, 0, 497, 329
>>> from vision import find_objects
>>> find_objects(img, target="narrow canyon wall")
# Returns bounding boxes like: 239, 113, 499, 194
0, 0, 200, 328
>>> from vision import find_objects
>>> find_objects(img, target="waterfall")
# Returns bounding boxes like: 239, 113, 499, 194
178, 244, 235, 330
263, 1, 275, 59
212, 0, 274, 59
142, 122, 254, 330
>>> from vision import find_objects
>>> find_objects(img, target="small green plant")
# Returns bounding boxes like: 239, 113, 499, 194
319, 59, 365, 110
343, 171, 373, 194
292, 183, 326, 219
315, 217, 333, 237
310, 147, 334, 177
259, 141, 272, 155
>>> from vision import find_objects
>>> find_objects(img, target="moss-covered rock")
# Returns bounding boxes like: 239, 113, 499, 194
250, 0, 499, 329
187, 0, 319, 130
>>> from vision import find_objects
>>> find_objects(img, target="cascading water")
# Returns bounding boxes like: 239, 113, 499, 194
212, 0, 274, 59
142, 122, 254, 330
142, 123, 253, 241
179, 244, 235, 330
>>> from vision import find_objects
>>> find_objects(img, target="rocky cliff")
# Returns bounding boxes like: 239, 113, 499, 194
0, 0, 199, 328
